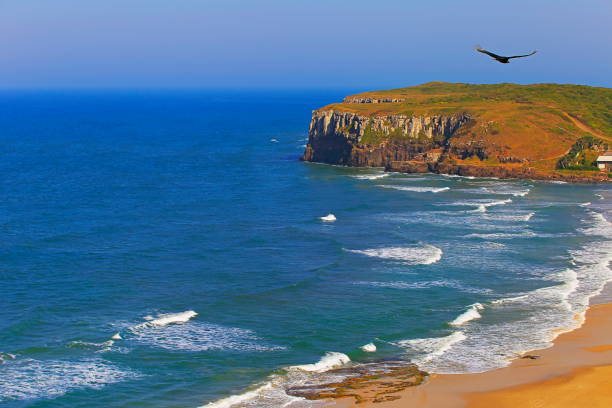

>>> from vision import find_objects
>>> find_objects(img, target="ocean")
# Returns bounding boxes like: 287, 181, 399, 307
0, 90, 610, 408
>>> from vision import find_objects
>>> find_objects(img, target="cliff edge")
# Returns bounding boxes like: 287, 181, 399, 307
302, 82, 612, 182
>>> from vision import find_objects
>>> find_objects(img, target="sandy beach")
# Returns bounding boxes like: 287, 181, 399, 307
332, 297, 612, 408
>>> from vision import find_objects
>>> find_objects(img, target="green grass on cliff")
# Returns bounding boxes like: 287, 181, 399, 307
318, 82, 611, 171
327, 82, 612, 137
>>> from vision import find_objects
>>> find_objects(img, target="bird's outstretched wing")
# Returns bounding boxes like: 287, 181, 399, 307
507, 50, 537, 59
475, 47, 504, 59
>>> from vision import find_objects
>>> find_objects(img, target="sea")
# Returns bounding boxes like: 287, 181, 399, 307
0, 90, 610, 408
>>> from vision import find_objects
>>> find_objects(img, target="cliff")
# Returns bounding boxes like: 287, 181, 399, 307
302, 82, 612, 182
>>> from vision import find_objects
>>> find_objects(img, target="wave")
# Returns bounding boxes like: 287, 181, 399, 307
354, 280, 492, 295
395, 331, 467, 362
380, 185, 450, 193
131, 310, 197, 330
477, 185, 531, 197
579, 202, 591, 207
0, 358, 139, 402
201, 383, 275, 408
408, 223, 611, 374
125, 312, 283, 352
579, 211, 611, 237
345, 245, 442, 265
439, 173, 475, 179
449, 303, 484, 326
360, 343, 377, 352
67, 340, 115, 350
444, 198, 512, 213
201, 352, 352, 408
484, 212, 535, 222
351, 173, 389, 180
289, 352, 350, 373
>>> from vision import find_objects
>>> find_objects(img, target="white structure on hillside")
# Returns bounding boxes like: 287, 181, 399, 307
596, 151, 612, 171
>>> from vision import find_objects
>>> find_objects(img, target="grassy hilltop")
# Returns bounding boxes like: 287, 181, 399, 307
320, 82, 611, 175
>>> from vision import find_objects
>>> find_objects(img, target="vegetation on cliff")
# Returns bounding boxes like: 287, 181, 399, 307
306, 82, 611, 181
556, 136, 609, 171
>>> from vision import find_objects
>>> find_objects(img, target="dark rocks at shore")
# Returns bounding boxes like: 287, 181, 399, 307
286, 360, 428, 404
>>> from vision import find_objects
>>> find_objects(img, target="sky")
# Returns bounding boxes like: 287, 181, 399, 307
0, 0, 610, 89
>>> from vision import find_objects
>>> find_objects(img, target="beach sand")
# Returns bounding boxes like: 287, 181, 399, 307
331, 301, 612, 407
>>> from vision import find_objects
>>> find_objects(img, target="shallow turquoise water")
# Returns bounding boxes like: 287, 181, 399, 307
0, 91, 610, 408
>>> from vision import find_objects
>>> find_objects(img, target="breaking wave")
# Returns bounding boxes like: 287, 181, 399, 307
400, 210, 611, 374
380, 185, 450, 193
351, 173, 390, 180
449, 303, 484, 326
345, 245, 442, 264
201, 352, 353, 408
395, 331, 467, 363
289, 352, 350, 373
444, 198, 513, 213
125, 312, 283, 352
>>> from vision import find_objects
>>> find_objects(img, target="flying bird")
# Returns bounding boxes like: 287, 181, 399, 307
475, 46, 537, 63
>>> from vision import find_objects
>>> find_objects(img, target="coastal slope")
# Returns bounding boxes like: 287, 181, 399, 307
303, 82, 611, 181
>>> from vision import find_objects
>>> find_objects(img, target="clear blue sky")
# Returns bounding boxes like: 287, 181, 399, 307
1, 0, 610, 89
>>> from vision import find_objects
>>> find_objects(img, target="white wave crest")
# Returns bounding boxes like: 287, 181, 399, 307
201, 352, 353, 407
351, 173, 389, 180
396, 331, 467, 362
449, 303, 484, 326
132, 310, 197, 330
360, 343, 377, 352
319, 213, 336, 222
126, 312, 282, 352
201, 383, 274, 408
0, 358, 139, 402
579, 211, 611, 237
381, 185, 450, 193
289, 352, 350, 373
346, 245, 442, 265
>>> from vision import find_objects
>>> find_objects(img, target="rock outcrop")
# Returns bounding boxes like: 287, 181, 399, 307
302, 82, 612, 182
302, 110, 470, 167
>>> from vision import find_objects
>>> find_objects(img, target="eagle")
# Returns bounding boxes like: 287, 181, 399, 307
475, 46, 537, 63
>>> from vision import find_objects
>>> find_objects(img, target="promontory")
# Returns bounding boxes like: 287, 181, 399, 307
302, 82, 611, 182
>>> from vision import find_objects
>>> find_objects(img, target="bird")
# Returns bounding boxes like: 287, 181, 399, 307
475, 46, 537, 63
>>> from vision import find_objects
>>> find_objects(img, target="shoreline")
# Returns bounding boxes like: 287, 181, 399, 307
331, 290, 612, 407
302, 159, 611, 183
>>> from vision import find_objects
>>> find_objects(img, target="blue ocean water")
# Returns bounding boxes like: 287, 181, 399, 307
0, 90, 610, 408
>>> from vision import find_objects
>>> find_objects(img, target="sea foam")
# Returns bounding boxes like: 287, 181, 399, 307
403, 210, 612, 374
126, 311, 282, 352
289, 352, 350, 373
351, 173, 389, 180
346, 244, 442, 265
202, 352, 352, 408
396, 331, 467, 362
380, 185, 450, 193
0, 358, 139, 402
449, 303, 484, 326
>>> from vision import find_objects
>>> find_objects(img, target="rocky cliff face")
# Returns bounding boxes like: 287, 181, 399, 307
301, 109, 609, 182
302, 110, 470, 167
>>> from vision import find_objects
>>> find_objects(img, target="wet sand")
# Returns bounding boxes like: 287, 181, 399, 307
332, 302, 612, 407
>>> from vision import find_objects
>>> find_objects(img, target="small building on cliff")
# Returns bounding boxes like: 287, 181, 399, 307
596, 152, 612, 171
